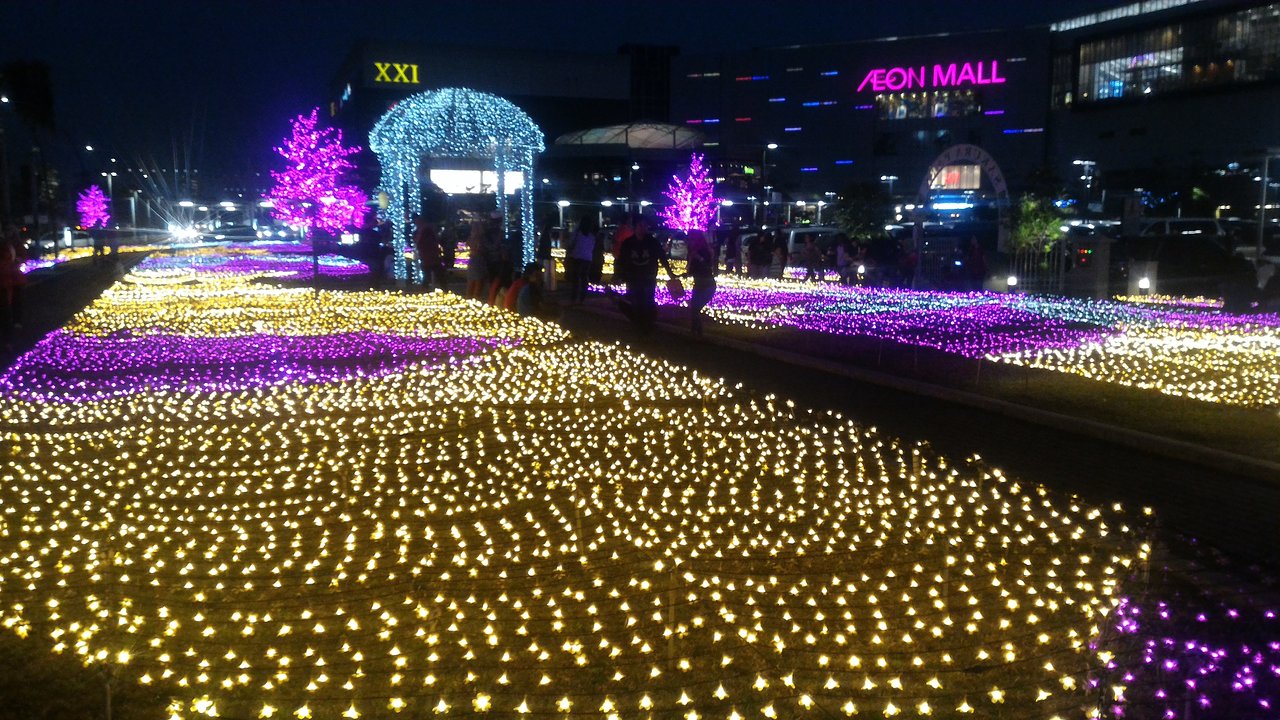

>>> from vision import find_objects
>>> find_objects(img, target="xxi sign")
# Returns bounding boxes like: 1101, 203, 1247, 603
373, 62, 420, 84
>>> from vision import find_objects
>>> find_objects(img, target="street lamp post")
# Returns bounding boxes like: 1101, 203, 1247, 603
129, 191, 139, 239
0, 96, 10, 220
628, 162, 639, 213
880, 174, 898, 197
761, 144, 778, 220
100, 171, 118, 243
1259, 150, 1280, 263
556, 200, 570, 236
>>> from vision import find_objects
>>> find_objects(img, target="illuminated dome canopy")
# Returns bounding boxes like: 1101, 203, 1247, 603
370, 87, 544, 160
369, 87, 545, 279
555, 122, 703, 150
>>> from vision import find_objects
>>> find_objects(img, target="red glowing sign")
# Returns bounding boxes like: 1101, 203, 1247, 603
856, 60, 1007, 93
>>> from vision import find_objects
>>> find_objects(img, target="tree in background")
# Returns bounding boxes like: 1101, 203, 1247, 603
1008, 194, 1063, 254
832, 181, 891, 239
659, 153, 717, 233
264, 108, 366, 237
75, 185, 110, 229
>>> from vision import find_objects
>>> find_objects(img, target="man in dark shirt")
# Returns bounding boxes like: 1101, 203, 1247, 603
615, 216, 673, 333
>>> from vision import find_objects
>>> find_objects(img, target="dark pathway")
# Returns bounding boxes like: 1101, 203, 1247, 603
2, 256, 147, 369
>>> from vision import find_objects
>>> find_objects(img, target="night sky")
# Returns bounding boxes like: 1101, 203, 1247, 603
3, 0, 1120, 180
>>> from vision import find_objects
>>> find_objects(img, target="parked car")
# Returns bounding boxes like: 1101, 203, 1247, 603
1136, 217, 1228, 239
1115, 230, 1255, 302
27, 229, 92, 254
783, 225, 841, 256
1222, 220, 1280, 263
202, 224, 257, 241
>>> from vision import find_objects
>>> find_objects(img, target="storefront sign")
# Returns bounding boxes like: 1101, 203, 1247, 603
857, 60, 1006, 93
373, 62, 420, 84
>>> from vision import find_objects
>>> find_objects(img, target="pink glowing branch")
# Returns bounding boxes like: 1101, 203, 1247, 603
264, 108, 367, 235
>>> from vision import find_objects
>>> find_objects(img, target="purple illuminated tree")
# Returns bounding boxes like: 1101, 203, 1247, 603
659, 153, 718, 233
76, 185, 111, 229
264, 108, 367, 236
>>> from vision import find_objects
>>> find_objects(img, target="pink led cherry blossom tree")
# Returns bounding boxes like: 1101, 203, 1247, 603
264, 108, 367, 237
659, 153, 718, 233
76, 185, 111, 229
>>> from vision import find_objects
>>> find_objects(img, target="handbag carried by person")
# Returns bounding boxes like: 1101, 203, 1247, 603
666, 276, 686, 300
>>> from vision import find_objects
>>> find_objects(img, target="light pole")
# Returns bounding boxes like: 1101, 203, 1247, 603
761, 143, 777, 200
552, 198, 568, 233
628, 162, 639, 212
0, 94, 10, 220
100, 171, 116, 199
880, 174, 898, 197
129, 190, 139, 239
1073, 159, 1096, 206
1259, 150, 1280, 263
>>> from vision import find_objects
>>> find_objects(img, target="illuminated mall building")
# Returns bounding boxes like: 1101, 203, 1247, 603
328, 1, 1280, 214
669, 0, 1280, 204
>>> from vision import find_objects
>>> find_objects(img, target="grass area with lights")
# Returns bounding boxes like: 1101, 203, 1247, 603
0, 247, 1161, 719
634, 275, 1280, 410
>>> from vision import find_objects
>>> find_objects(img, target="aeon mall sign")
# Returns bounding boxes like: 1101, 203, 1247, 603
856, 60, 1006, 93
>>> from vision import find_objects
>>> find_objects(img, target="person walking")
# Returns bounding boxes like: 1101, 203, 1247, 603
835, 234, 854, 285
565, 215, 597, 304
358, 215, 386, 287
723, 227, 742, 276
413, 215, 445, 291
0, 229, 24, 348
684, 229, 717, 336
772, 230, 790, 279
800, 236, 821, 282
464, 222, 489, 299
614, 215, 673, 333
965, 236, 987, 292
748, 232, 772, 278
91, 227, 106, 265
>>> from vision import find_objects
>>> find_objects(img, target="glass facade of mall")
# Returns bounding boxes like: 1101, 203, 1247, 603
1056, 1, 1280, 106
1049, 0, 1280, 191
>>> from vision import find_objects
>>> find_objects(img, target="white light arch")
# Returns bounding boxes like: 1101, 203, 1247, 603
369, 88, 545, 281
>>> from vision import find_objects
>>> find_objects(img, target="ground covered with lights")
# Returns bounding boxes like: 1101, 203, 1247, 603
635, 275, 1280, 409
1, 247, 1276, 719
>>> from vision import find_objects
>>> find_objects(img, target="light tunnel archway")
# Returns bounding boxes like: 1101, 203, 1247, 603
369, 88, 545, 282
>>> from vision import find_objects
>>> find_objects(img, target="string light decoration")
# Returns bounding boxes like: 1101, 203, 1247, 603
659, 153, 717, 233
641, 275, 1280, 408
76, 184, 111, 229
21, 244, 154, 274
1101, 596, 1280, 718
369, 88, 544, 281
0, 245, 1154, 719
264, 108, 367, 237
1112, 294, 1224, 311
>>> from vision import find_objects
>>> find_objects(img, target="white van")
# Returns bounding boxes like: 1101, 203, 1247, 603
1137, 218, 1227, 238
783, 226, 842, 256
